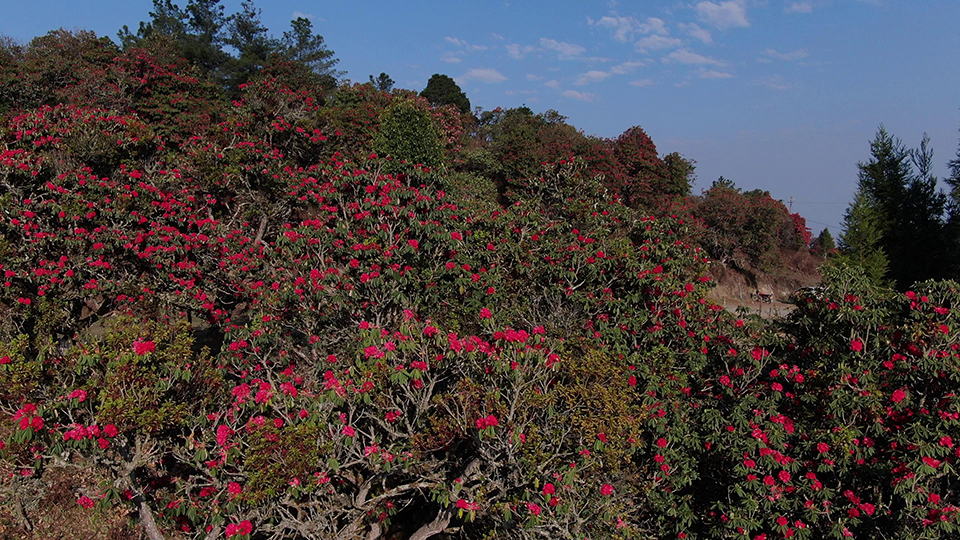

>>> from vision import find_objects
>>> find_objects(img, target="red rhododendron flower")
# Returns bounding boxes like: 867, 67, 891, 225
216, 425, 234, 447
526, 502, 541, 515
600, 483, 614, 496
891, 388, 906, 403
133, 339, 156, 355
850, 338, 863, 352
543, 482, 555, 495
479, 307, 492, 319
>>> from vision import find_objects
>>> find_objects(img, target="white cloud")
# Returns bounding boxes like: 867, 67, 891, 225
700, 69, 734, 79
609, 61, 645, 75
446, 37, 488, 52
540, 38, 586, 58
679, 23, 713, 44
292, 11, 317, 20
766, 48, 809, 61
491, 33, 505, 40
562, 90, 596, 101
526, 74, 545, 81
544, 79, 561, 89
696, 1, 750, 29
785, 2, 813, 13
440, 53, 462, 63
635, 35, 684, 52
506, 43, 536, 60
757, 74, 790, 89
662, 49, 724, 65
574, 70, 612, 85
590, 16, 668, 42
629, 78, 655, 87
459, 68, 507, 84
640, 18, 669, 35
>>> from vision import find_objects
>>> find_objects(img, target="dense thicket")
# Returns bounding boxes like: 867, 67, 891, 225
0, 5, 958, 540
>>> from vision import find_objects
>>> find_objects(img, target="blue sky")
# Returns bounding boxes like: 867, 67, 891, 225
3, 1, 959, 234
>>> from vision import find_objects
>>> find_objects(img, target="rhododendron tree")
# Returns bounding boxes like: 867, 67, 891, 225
1, 25, 957, 540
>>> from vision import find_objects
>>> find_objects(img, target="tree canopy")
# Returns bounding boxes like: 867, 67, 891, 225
420, 73, 471, 114
1, 9, 959, 540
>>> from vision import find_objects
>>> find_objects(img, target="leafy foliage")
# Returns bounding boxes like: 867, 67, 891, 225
1, 11, 958, 540
420, 74, 470, 114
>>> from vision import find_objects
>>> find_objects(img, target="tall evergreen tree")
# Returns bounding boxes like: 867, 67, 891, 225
119, 0, 229, 79
898, 134, 948, 281
846, 127, 947, 288
420, 74, 470, 114
276, 17, 341, 93
838, 191, 890, 285
369, 72, 394, 93
943, 124, 960, 278
223, 0, 276, 92
811, 227, 836, 257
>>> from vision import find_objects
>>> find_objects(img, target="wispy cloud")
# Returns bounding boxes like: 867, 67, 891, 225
458, 68, 507, 84
700, 69, 734, 79
696, 1, 750, 30
662, 49, 725, 65
545, 79, 561, 90
679, 23, 712, 44
635, 35, 684, 52
562, 89, 596, 101
629, 78, 655, 87
526, 73, 545, 81
506, 43, 536, 60
292, 11, 318, 21
785, 2, 813, 14
574, 70, 612, 86
540, 38, 587, 59
609, 61, 645, 75
491, 33, 505, 40
445, 36, 488, 52
440, 53, 462, 63
766, 48, 809, 61
589, 16, 668, 42
756, 74, 790, 90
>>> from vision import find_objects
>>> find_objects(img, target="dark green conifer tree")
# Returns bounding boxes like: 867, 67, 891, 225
420, 74, 470, 114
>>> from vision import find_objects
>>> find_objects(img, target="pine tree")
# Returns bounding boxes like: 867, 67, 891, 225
276, 17, 341, 93
838, 191, 889, 285
812, 228, 835, 257
420, 74, 470, 114
368, 73, 394, 92
848, 126, 947, 288
943, 124, 960, 278
223, 0, 276, 92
